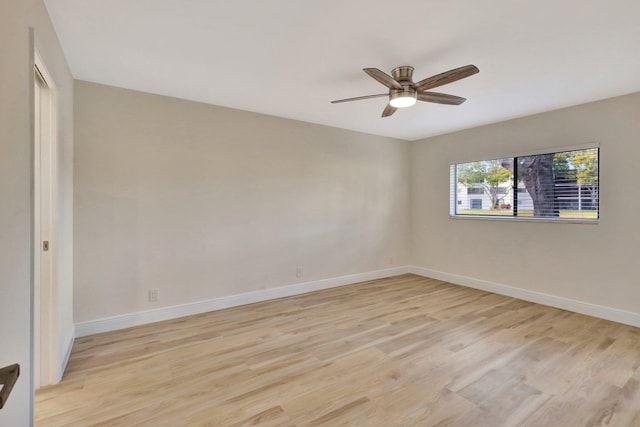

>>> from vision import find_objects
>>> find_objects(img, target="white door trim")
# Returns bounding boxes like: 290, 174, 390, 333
33, 50, 59, 388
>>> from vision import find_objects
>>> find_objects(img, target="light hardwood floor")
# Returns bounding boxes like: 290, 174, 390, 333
36, 274, 640, 426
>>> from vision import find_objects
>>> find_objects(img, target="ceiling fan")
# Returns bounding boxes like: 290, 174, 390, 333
331, 64, 479, 117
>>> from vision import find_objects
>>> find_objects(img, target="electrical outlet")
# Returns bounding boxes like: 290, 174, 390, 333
148, 289, 159, 302
296, 267, 303, 278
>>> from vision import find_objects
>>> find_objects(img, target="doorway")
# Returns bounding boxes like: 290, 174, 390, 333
33, 53, 58, 389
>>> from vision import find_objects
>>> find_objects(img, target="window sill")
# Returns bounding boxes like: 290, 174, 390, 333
449, 214, 599, 224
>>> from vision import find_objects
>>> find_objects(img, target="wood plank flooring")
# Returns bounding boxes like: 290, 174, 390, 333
35, 274, 640, 426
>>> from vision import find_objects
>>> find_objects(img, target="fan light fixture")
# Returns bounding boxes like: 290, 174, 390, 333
389, 89, 417, 108
331, 64, 479, 117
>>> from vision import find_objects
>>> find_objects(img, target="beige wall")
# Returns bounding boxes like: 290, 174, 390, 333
73, 81, 410, 322
411, 92, 640, 315
0, 0, 73, 425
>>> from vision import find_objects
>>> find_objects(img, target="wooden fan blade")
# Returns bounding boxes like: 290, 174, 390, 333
413, 65, 479, 92
417, 92, 467, 105
363, 68, 403, 90
382, 104, 397, 117
331, 93, 388, 104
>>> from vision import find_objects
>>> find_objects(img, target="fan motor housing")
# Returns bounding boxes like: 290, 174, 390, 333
391, 66, 415, 84
390, 66, 417, 107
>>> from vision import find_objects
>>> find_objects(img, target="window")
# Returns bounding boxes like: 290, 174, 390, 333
450, 147, 599, 221
470, 199, 483, 209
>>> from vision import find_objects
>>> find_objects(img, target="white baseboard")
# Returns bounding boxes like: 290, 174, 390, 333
409, 266, 640, 328
75, 265, 640, 337
75, 266, 411, 337
57, 333, 74, 382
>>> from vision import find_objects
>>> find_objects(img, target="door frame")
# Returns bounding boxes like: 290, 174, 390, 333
33, 50, 59, 388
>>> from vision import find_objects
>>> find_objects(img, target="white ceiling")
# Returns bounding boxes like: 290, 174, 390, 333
44, 0, 640, 141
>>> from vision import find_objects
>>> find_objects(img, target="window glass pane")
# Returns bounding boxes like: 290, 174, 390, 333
450, 147, 598, 221
455, 158, 514, 216
516, 148, 598, 219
